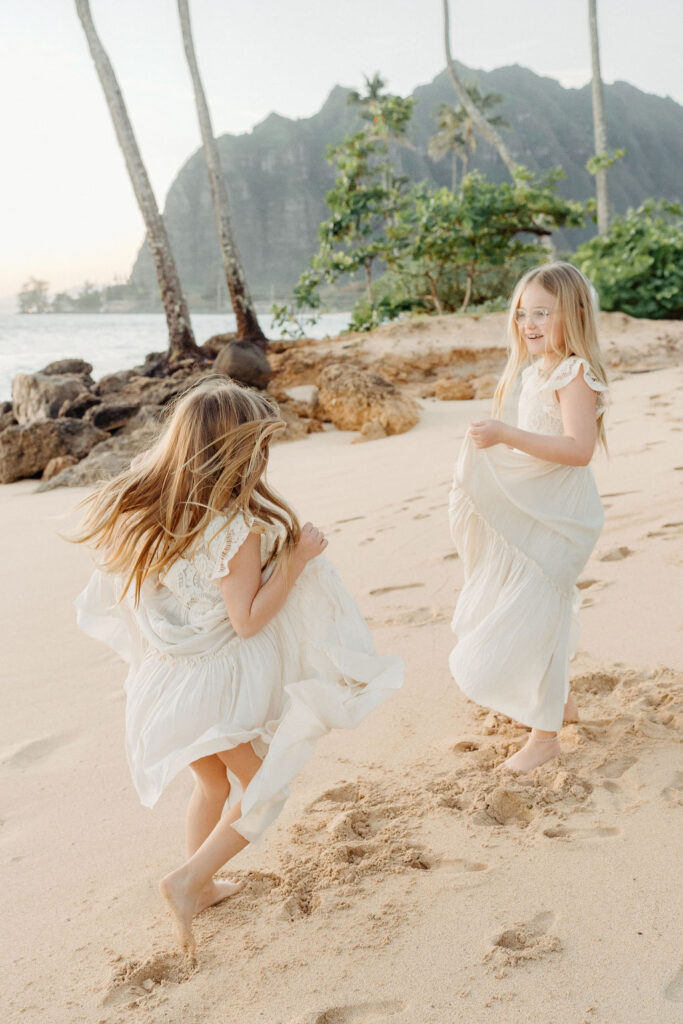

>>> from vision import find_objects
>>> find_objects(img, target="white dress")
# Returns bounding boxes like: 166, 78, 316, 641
75, 512, 403, 842
448, 356, 608, 731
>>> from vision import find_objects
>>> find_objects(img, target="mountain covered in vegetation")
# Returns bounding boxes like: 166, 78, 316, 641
129, 63, 683, 305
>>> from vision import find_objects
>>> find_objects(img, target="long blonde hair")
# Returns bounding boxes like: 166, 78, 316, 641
492, 261, 609, 450
74, 376, 300, 603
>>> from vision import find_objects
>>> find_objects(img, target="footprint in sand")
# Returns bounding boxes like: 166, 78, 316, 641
598, 546, 634, 562
103, 951, 197, 1006
664, 964, 683, 1002
577, 577, 608, 592
335, 515, 366, 525
596, 755, 637, 779
661, 772, 683, 807
0, 730, 76, 771
442, 551, 459, 561
543, 824, 621, 841
307, 782, 363, 810
647, 520, 683, 539
436, 857, 489, 874
486, 911, 561, 971
368, 583, 425, 597
297, 1000, 408, 1024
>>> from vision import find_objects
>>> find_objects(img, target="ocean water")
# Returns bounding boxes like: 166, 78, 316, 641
0, 312, 351, 403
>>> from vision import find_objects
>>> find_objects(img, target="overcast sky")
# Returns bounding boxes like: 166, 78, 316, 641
1, 0, 681, 309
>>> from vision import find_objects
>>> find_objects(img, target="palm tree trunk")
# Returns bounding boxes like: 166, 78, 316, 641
589, 0, 610, 236
75, 0, 199, 361
451, 151, 458, 191
178, 0, 266, 345
442, 0, 518, 181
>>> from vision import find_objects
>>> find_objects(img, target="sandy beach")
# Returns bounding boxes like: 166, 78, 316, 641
1, 316, 682, 1024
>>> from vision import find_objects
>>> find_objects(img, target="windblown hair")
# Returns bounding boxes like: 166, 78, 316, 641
492, 261, 609, 450
73, 376, 300, 603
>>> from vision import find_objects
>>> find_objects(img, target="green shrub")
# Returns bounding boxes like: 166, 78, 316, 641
574, 200, 683, 319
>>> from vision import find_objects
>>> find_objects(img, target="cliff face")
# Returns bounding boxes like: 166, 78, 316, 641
129, 65, 683, 301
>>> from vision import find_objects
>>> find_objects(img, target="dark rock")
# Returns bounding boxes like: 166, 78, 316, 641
132, 351, 169, 379
202, 332, 237, 360
0, 402, 16, 432
37, 424, 160, 491
214, 341, 271, 389
0, 419, 107, 483
119, 404, 163, 434
84, 401, 141, 432
58, 391, 100, 418
12, 372, 93, 425
95, 370, 137, 396
41, 359, 93, 380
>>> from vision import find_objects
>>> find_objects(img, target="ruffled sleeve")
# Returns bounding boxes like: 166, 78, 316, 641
540, 357, 608, 418
208, 511, 254, 580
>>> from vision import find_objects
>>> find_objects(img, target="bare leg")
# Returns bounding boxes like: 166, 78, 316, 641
185, 755, 244, 916
160, 741, 262, 950
500, 728, 560, 773
563, 691, 579, 724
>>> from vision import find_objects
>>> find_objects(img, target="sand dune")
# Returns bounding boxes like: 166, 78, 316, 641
1, 331, 682, 1024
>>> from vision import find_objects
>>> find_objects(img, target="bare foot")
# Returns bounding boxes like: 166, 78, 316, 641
499, 734, 560, 773
194, 878, 245, 916
159, 871, 198, 952
563, 692, 579, 724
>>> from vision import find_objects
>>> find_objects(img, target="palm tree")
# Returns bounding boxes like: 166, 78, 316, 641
442, 0, 519, 181
429, 105, 468, 190
75, 0, 199, 361
430, 87, 508, 190
177, 0, 266, 345
589, 0, 610, 236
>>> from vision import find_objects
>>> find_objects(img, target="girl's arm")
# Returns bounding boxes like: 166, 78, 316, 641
217, 523, 327, 639
469, 366, 598, 467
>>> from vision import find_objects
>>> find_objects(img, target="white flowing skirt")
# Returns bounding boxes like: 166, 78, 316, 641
75, 557, 403, 843
448, 435, 604, 731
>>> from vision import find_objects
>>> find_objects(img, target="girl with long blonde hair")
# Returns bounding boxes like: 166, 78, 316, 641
74, 377, 403, 951
448, 262, 608, 771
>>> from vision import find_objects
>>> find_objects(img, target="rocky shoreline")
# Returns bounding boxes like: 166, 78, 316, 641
1, 311, 681, 489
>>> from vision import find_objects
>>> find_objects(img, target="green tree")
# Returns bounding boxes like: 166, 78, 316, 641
18, 278, 49, 314
384, 172, 584, 316
574, 200, 683, 318
429, 86, 509, 191
274, 81, 414, 332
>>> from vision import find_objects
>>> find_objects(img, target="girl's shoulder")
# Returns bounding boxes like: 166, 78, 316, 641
540, 356, 608, 414
202, 509, 257, 580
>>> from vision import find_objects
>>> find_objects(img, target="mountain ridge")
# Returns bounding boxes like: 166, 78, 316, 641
129, 63, 683, 304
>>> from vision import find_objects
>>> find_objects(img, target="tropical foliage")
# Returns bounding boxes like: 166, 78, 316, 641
574, 200, 683, 319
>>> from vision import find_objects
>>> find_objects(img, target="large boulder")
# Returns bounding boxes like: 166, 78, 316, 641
84, 401, 142, 432
12, 371, 91, 424
58, 391, 100, 418
0, 419, 107, 483
214, 341, 271, 389
317, 363, 420, 436
41, 359, 93, 381
37, 424, 159, 491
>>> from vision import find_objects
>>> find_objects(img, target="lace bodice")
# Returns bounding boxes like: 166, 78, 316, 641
517, 356, 608, 436
158, 511, 259, 618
